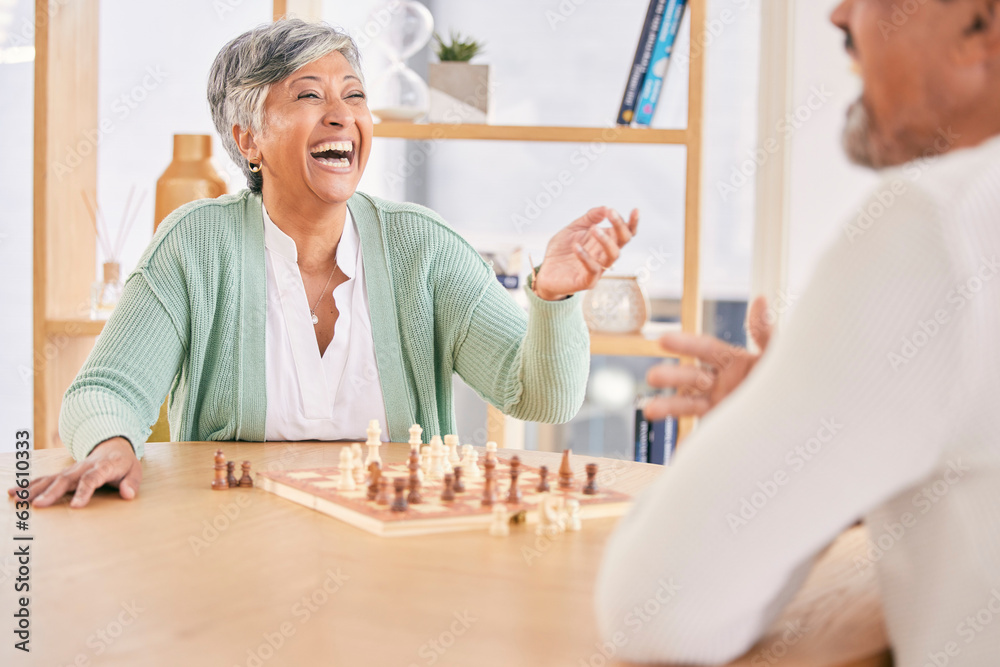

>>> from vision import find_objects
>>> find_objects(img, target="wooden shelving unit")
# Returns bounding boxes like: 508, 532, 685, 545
33, 0, 705, 448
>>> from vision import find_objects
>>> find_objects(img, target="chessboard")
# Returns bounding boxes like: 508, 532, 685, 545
257, 455, 632, 537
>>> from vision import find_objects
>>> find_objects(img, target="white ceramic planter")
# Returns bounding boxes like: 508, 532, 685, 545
428, 62, 491, 124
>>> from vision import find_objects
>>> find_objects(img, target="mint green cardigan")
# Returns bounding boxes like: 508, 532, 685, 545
59, 190, 590, 460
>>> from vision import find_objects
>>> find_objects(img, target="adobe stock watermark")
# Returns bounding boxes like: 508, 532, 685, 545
749, 620, 808, 667
584, 579, 681, 667
843, 126, 960, 244
406, 610, 478, 666
887, 255, 999, 371
853, 459, 968, 572
237, 568, 350, 667
919, 588, 1000, 667
717, 84, 834, 202
878, 0, 931, 40
188, 492, 252, 556
726, 418, 844, 534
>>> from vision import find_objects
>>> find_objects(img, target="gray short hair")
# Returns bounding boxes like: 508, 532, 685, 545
208, 19, 364, 193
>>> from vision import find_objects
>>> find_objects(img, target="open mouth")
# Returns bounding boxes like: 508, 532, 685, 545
309, 140, 355, 168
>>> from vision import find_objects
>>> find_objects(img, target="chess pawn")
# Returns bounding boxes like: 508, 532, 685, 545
441, 473, 456, 501
226, 461, 238, 488
444, 434, 461, 467
365, 419, 383, 467
536, 465, 550, 493
429, 435, 446, 481
338, 448, 357, 491
375, 476, 390, 505
565, 499, 582, 531
506, 456, 522, 505
485, 440, 498, 464
583, 463, 599, 495
452, 465, 465, 494
420, 445, 431, 482
489, 504, 510, 537
367, 462, 382, 501
407, 472, 422, 504
391, 477, 409, 512
238, 461, 254, 488
351, 443, 365, 484
460, 445, 481, 481
212, 450, 229, 490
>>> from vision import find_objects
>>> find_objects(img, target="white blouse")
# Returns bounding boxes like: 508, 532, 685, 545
262, 203, 389, 442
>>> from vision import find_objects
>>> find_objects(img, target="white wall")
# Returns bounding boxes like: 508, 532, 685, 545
785, 0, 878, 298
0, 0, 36, 453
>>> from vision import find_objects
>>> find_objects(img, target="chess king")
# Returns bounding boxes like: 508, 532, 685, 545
16, 19, 639, 509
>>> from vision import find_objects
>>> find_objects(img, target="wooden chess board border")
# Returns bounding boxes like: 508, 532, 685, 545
257, 457, 632, 538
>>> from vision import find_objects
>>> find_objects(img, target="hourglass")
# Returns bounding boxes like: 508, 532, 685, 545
368, 0, 434, 122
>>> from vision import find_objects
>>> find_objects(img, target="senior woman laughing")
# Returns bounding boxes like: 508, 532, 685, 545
18, 20, 638, 509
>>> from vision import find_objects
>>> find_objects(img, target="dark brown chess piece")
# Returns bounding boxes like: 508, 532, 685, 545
583, 463, 599, 495
452, 465, 465, 493
391, 477, 408, 512
407, 471, 422, 504
506, 456, 522, 504
558, 449, 574, 489
238, 461, 253, 488
481, 457, 497, 506
367, 462, 382, 501
375, 476, 391, 505
536, 465, 550, 493
441, 473, 456, 501
225, 461, 237, 488
212, 450, 229, 490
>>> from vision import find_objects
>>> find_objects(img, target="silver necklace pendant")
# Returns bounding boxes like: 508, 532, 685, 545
311, 312, 319, 325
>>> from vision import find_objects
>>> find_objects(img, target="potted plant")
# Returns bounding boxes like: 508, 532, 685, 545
428, 31, 491, 124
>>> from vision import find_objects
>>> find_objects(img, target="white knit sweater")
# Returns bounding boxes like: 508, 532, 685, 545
596, 135, 1000, 666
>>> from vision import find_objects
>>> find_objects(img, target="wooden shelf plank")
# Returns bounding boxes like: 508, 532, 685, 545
46, 318, 105, 337
590, 333, 679, 359
373, 122, 689, 145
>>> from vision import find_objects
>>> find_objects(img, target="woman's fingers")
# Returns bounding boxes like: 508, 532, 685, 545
590, 226, 621, 267
644, 394, 712, 421
657, 331, 737, 368
607, 208, 634, 247
748, 295, 773, 352
117, 460, 143, 500
32, 468, 83, 508
574, 243, 605, 275
647, 363, 715, 394
627, 208, 640, 235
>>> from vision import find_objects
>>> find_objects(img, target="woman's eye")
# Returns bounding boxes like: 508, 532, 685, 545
348, 92, 366, 100
298, 92, 319, 99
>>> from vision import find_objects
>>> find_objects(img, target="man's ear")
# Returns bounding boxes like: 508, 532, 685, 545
232, 125, 259, 162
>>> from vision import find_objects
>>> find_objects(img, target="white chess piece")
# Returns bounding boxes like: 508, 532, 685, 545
338, 448, 356, 492
536, 493, 564, 536
444, 434, 461, 467
460, 445, 481, 481
351, 443, 365, 484
420, 445, 431, 481
489, 504, 510, 537
485, 441, 498, 461
565, 499, 582, 531
365, 419, 382, 468
408, 423, 423, 453
429, 435, 446, 481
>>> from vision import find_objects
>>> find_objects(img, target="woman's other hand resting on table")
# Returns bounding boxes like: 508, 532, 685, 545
644, 296, 774, 419
7, 438, 141, 509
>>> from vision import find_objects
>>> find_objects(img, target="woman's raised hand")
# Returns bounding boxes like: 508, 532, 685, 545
7, 437, 142, 509
532, 207, 639, 301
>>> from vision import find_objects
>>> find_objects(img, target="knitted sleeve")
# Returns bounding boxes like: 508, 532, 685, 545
453, 274, 591, 424
58, 270, 185, 461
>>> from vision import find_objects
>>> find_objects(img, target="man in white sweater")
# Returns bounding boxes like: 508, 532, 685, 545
596, 1, 1000, 665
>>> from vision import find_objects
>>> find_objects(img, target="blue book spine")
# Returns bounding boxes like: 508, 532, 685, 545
634, 406, 652, 463
617, 0, 670, 126
648, 417, 677, 465
633, 0, 688, 128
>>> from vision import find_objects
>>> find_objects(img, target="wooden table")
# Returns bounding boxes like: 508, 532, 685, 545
0, 443, 890, 666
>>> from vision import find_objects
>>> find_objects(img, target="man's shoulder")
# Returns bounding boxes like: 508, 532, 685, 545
898, 134, 1000, 211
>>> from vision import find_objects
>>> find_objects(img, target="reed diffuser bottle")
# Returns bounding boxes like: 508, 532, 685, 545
84, 186, 144, 320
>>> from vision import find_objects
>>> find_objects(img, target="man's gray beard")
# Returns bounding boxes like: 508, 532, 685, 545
842, 99, 883, 169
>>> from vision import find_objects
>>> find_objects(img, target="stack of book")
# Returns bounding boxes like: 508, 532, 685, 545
634, 404, 677, 465
616, 0, 690, 127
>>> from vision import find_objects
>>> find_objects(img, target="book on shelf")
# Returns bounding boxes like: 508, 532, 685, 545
616, 0, 670, 126
634, 403, 677, 465
634, 0, 689, 127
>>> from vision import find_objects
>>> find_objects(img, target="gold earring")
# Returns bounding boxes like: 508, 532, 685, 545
248, 158, 261, 173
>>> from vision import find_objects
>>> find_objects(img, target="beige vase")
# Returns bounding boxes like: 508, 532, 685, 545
582, 276, 650, 335
154, 134, 227, 231
428, 62, 491, 124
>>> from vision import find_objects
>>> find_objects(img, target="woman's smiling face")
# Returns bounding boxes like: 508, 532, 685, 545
244, 50, 373, 206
